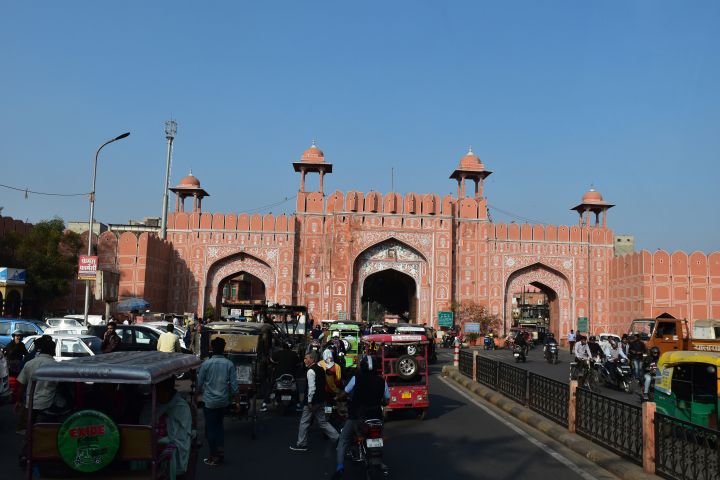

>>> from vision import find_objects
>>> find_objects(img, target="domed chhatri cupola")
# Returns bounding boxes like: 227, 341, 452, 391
293, 140, 333, 194
571, 187, 614, 227
449, 146, 492, 199
170, 170, 210, 213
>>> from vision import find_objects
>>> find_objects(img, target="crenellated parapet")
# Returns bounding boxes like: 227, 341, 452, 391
0, 215, 32, 238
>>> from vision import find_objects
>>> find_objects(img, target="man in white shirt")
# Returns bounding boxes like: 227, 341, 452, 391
567, 329, 576, 354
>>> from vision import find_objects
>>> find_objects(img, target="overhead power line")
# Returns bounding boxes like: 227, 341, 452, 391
0, 183, 89, 197
486, 203, 548, 225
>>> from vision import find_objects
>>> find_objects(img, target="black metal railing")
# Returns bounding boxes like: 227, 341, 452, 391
528, 372, 569, 427
458, 350, 473, 378
655, 413, 720, 480
497, 362, 528, 405
576, 387, 643, 464
475, 356, 498, 389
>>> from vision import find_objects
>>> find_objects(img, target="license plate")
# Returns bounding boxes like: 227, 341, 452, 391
401, 392, 412, 399
324, 406, 333, 414
366, 438, 383, 448
281, 395, 291, 401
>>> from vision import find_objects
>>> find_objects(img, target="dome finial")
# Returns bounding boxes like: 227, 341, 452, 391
467, 145, 474, 155
311, 138, 317, 148
189, 168, 193, 176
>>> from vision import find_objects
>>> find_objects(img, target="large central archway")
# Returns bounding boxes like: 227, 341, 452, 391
351, 239, 428, 323
361, 269, 417, 323
504, 263, 571, 338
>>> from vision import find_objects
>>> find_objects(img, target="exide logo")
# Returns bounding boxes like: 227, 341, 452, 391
69, 424, 105, 438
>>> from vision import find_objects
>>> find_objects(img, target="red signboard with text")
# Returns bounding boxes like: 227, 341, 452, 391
78, 255, 98, 281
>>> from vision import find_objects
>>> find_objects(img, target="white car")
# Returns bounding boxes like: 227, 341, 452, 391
64, 314, 105, 326
598, 333, 622, 352
24, 334, 101, 362
44, 318, 88, 335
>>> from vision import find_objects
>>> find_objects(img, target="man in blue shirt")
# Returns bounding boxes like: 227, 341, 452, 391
197, 337, 238, 466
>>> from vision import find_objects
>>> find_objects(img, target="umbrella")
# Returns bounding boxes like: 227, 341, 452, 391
116, 297, 150, 312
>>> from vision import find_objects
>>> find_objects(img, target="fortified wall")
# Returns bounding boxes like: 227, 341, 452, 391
75, 144, 719, 337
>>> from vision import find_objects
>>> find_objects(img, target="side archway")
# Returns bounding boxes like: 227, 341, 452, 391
204, 253, 275, 318
504, 263, 571, 338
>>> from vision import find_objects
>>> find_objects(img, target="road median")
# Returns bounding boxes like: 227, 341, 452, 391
443, 365, 660, 480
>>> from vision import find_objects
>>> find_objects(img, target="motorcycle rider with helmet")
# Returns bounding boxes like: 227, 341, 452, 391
642, 346, 661, 401
332, 354, 390, 479
543, 332, 558, 359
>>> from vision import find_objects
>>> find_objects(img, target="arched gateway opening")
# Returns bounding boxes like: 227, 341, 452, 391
351, 239, 427, 324
505, 264, 570, 340
204, 252, 275, 320
361, 269, 417, 323
218, 272, 266, 318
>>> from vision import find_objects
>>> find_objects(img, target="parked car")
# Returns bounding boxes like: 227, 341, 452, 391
0, 319, 47, 347
63, 314, 105, 326
44, 317, 88, 335
24, 334, 101, 362
87, 324, 190, 353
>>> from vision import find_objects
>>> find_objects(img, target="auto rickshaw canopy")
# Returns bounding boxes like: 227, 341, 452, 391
31, 351, 201, 384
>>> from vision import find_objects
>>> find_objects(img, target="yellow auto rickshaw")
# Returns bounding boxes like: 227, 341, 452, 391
654, 350, 720, 430
25, 351, 202, 479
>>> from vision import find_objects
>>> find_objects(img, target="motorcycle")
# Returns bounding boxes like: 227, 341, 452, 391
350, 418, 387, 479
543, 342, 559, 364
270, 374, 297, 413
442, 334, 455, 349
600, 358, 635, 393
483, 336, 495, 350
571, 358, 601, 391
513, 344, 527, 363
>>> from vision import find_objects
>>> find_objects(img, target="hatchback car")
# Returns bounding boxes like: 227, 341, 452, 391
23, 334, 100, 362
0, 319, 47, 347
44, 318, 88, 335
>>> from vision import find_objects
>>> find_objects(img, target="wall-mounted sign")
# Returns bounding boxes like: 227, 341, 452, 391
438, 311, 454, 327
78, 256, 98, 281
0, 267, 26, 285
577, 317, 589, 333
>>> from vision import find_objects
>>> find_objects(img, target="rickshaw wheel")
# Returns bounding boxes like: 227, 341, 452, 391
416, 408, 427, 421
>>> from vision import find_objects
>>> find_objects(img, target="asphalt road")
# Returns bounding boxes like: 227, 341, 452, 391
0, 351, 616, 480
468, 344, 643, 406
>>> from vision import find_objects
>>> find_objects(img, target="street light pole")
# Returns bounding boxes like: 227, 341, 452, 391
83, 132, 130, 326
160, 120, 177, 240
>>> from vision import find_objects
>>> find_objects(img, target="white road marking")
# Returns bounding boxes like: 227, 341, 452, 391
440, 376, 600, 480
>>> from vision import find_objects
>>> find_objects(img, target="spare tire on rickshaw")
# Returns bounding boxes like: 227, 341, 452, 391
396, 354, 419, 380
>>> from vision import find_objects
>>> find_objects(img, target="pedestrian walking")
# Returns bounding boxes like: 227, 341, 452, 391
567, 329, 576, 354
3, 330, 28, 402
290, 351, 339, 451
157, 323, 182, 353
197, 337, 238, 466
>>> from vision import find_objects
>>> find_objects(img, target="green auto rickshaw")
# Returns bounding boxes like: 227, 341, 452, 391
654, 350, 719, 430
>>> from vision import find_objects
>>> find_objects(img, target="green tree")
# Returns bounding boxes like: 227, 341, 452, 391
452, 300, 501, 335
15, 218, 82, 316
204, 303, 215, 320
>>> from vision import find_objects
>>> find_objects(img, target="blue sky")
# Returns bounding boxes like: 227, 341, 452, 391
1, 1, 718, 253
